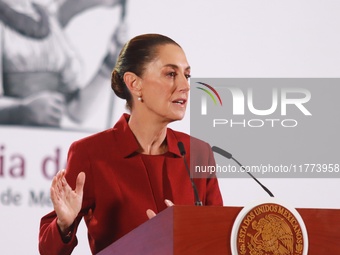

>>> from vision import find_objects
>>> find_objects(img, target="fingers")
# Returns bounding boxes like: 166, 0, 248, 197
58, 170, 72, 194
50, 180, 58, 204
50, 170, 66, 202
51, 170, 85, 203
23, 91, 66, 126
165, 199, 174, 207
146, 199, 174, 220
46, 93, 66, 125
146, 209, 156, 220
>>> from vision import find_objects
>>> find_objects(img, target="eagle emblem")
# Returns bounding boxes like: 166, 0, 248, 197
247, 214, 294, 255
234, 203, 306, 255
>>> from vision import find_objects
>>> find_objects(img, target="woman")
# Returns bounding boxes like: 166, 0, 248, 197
39, 33, 223, 255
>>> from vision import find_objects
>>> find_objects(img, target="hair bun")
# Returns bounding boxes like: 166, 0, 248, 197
111, 69, 127, 100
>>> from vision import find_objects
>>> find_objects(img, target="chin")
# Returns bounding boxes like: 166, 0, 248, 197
164, 114, 185, 124
173, 114, 185, 122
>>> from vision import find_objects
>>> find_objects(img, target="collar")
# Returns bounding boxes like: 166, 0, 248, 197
113, 113, 182, 158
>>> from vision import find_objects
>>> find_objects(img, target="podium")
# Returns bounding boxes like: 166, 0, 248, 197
97, 206, 340, 255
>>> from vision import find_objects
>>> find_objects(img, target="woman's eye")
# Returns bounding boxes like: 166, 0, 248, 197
185, 74, 191, 80
167, 72, 176, 77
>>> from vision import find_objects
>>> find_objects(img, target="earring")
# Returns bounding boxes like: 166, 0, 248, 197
137, 92, 143, 102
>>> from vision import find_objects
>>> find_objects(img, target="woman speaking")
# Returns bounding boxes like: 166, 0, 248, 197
39, 33, 222, 255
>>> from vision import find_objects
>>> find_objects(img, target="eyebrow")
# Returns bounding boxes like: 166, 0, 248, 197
164, 64, 191, 71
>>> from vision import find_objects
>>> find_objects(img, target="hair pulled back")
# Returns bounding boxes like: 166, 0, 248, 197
111, 33, 180, 110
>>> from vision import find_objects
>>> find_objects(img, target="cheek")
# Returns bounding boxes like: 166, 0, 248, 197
142, 78, 175, 103
147, 85, 173, 101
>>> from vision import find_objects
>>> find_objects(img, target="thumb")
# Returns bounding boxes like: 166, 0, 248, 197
75, 172, 85, 195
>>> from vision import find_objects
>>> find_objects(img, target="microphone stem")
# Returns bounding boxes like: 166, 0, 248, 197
183, 155, 203, 206
231, 157, 274, 197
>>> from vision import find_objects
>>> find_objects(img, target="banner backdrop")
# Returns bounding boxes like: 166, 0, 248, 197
1, 1, 340, 254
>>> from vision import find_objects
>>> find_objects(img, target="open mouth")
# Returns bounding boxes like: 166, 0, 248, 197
172, 99, 186, 105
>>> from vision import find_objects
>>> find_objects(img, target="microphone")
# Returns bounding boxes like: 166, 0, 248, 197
211, 146, 274, 197
177, 142, 203, 206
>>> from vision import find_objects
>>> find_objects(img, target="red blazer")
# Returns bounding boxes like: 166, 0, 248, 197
39, 114, 223, 255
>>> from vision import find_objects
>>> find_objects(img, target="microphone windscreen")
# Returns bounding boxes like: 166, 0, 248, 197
211, 146, 232, 159
177, 141, 186, 156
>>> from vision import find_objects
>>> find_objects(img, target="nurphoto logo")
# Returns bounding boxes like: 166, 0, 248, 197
195, 80, 312, 128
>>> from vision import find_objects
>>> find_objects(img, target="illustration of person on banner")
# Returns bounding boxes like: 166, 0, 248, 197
0, 0, 127, 128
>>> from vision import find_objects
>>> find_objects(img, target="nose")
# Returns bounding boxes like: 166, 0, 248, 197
177, 73, 190, 92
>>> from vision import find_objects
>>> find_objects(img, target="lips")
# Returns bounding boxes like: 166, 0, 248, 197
172, 99, 187, 105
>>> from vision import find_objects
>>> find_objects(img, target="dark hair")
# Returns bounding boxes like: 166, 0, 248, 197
111, 33, 181, 110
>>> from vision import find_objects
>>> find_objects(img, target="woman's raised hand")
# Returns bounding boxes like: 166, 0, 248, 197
50, 170, 85, 233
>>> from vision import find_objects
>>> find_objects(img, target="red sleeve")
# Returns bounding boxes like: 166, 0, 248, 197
38, 141, 94, 255
39, 213, 79, 255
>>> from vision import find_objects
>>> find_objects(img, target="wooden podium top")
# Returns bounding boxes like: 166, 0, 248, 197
98, 206, 340, 255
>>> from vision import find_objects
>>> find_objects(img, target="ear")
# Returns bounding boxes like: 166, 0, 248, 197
123, 72, 142, 97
